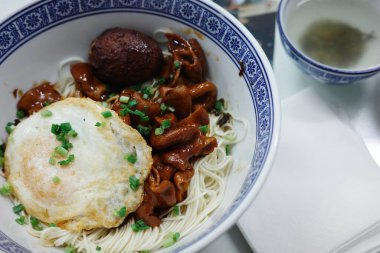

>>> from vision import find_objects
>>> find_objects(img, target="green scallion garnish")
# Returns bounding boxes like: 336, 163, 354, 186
0, 157, 4, 167
131, 219, 150, 232
52, 176, 61, 184
5, 122, 15, 134
58, 154, 75, 166
101, 111, 113, 118
142, 93, 149, 100
161, 119, 171, 129
125, 154, 137, 164
15, 215, 26, 225
129, 175, 140, 191
154, 127, 164, 136
119, 96, 130, 104
199, 125, 209, 134
68, 129, 78, 138
0, 183, 13, 196
16, 110, 26, 119
95, 122, 106, 127
173, 206, 180, 216
137, 125, 151, 137
64, 246, 77, 253
41, 109, 53, 117
12, 204, 24, 214
30, 216, 43, 231
163, 232, 181, 248
160, 103, 167, 112
128, 99, 138, 107
55, 146, 68, 157
49, 223, 57, 227
114, 206, 127, 218
174, 60, 181, 69
226, 144, 231, 156
49, 156, 56, 165
214, 99, 224, 112
96, 246, 101, 251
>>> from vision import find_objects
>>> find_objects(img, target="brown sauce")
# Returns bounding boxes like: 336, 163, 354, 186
17, 83, 62, 115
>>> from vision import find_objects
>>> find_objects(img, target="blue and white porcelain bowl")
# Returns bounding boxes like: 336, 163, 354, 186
277, 0, 380, 85
0, 0, 280, 252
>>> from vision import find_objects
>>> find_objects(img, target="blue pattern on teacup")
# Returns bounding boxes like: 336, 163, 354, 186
0, 0, 276, 252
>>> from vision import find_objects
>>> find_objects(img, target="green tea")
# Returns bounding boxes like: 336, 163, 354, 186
285, 0, 380, 70
300, 19, 373, 68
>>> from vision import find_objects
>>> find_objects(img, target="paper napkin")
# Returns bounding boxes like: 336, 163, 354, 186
238, 87, 380, 253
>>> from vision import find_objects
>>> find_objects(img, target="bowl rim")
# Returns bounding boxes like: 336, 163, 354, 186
0, 0, 281, 252
277, 0, 380, 75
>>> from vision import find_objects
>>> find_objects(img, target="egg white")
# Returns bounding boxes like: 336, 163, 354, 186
4, 97, 152, 231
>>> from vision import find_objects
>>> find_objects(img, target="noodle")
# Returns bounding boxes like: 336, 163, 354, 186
1, 58, 247, 253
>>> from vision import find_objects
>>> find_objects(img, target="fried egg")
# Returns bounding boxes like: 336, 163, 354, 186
4, 97, 152, 231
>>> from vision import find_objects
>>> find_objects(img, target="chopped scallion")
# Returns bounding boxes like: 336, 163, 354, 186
128, 99, 138, 107
101, 101, 109, 108
161, 119, 171, 130
52, 176, 61, 184
16, 110, 26, 119
95, 122, 106, 127
30, 216, 43, 231
15, 215, 26, 225
68, 129, 78, 138
96, 246, 101, 251
119, 96, 130, 104
174, 60, 181, 69
49, 223, 57, 227
124, 154, 137, 164
12, 204, 24, 214
64, 246, 77, 253
173, 206, 180, 216
154, 127, 164, 136
199, 125, 209, 134
0, 157, 4, 167
0, 183, 13, 196
101, 111, 113, 118
168, 106, 175, 112
131, 219, 150, 232
160, 103, 167, 112
114, 206, 127, 218
60, 122, 72, 132
55, 146, 69, 157
58, 154, 75, 166
214, 99, 224, 112
158, 77, 166, 84
5, 122, 15, 134
142, 93, 149, 100
137, 125, 151, 137
129, 175, 140, 191
41, 109, 53, 117
226, 144, 231, 155
163, 232, 181, 248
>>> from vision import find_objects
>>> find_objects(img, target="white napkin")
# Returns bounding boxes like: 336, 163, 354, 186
237, 87, 380, 253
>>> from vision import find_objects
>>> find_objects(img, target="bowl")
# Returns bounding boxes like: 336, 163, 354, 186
277, 0, 380, 84
0, 0, 280, 252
